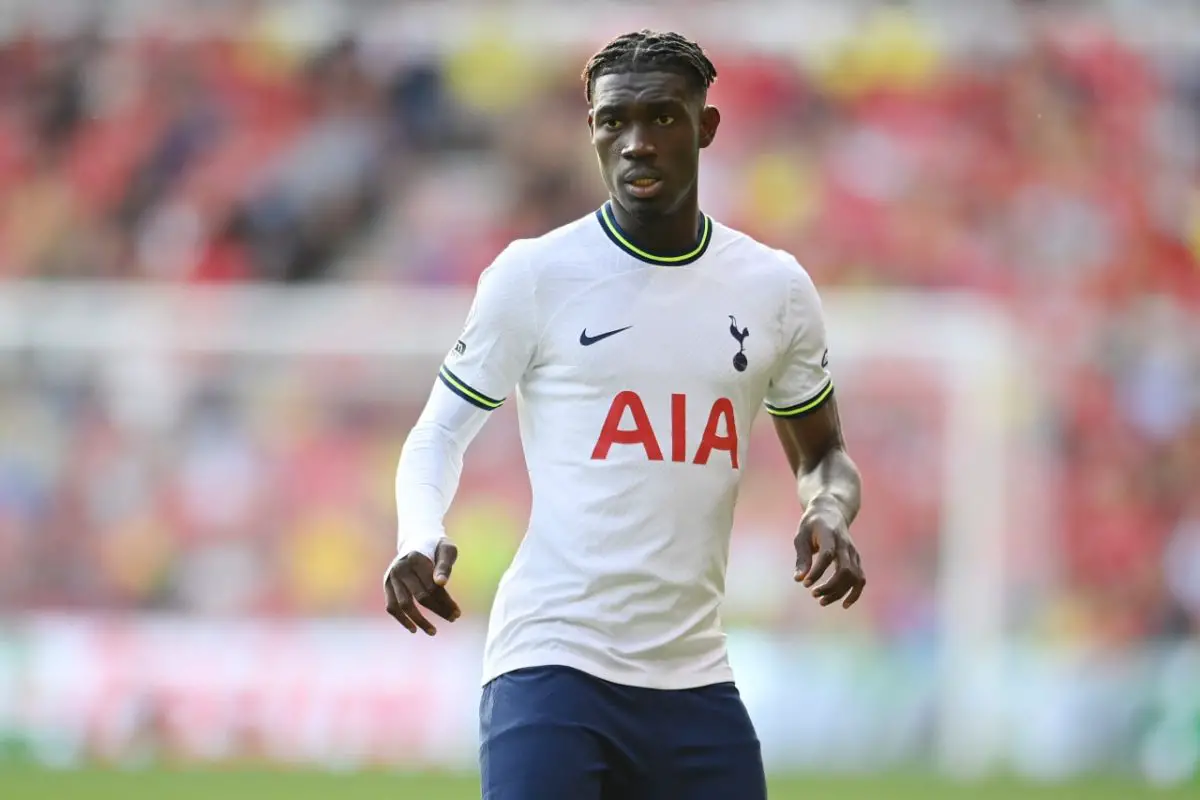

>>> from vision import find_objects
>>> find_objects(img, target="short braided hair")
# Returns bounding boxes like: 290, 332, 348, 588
581, 30, 717, 103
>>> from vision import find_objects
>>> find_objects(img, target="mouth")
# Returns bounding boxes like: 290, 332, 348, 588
624, 175, 664, 199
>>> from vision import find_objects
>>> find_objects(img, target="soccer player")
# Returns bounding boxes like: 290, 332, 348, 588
384, 30, 866, 800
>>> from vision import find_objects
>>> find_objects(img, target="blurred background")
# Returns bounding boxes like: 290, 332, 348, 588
1, 0, 1199, 797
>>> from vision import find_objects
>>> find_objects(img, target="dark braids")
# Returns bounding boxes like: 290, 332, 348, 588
581, 30, 717, 103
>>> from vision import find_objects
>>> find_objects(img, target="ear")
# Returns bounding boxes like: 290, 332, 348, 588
587, 109, 595, 134
699, 105, 720, 149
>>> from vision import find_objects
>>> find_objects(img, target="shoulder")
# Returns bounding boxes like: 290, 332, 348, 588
498, 213, 604, 275
475, 213, 603, 320
708, 220, 818, 295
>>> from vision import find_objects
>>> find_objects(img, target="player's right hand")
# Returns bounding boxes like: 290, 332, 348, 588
383, 539, 461, 635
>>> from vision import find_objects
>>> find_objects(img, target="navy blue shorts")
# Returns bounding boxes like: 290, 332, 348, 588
479, 665, 767, 800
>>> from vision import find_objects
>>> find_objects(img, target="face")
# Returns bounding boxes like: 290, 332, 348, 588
588, 70, 720, 218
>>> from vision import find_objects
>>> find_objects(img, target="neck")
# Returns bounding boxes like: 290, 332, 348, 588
608, 193, 703, 255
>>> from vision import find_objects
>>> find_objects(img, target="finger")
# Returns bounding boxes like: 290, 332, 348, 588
818, 539, 860, 602
419, 585, 462, 622
385, 596, 418, 633
403, 599, 437, 636
391, 556, 456, 625
400, 570, 433, 609
842, 577, 865, 609
387, 606, 418, 633
383, 572, 401, 613
385, 577, 418, 633
383, 570, 398, 605
802, 548, 834, 587
814, 571, 853, 605
433, 541, 458, 586
794, 533, 815, 582
395, 551, 438, 594
820, 540, 855, 590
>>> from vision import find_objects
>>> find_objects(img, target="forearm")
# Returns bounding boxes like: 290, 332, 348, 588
797, 446, 862, 527
395, 382, 489, 557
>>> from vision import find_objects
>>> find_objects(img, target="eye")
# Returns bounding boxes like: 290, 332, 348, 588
601, 119, 623, 130
654, 115, 675, 126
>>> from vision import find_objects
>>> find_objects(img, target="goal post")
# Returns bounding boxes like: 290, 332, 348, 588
825, 290, 1026, 775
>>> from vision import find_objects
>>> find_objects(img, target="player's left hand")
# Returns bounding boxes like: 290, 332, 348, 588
793, 500, 865, 609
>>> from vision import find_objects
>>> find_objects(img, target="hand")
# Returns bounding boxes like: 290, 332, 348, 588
793, 502, 866, 609
383, 539, 461, 635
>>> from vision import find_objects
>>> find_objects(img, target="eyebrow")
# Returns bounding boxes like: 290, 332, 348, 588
594, 97, 687, 115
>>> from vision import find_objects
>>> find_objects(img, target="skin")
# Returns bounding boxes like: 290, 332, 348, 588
587, 69, 719, 252
774, 401, 866, 608
384, 65, 865, 636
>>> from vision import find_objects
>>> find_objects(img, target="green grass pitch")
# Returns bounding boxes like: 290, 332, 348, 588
0, 768, 1195, 799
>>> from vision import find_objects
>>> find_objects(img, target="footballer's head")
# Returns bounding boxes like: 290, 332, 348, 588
582, 30, 720, 220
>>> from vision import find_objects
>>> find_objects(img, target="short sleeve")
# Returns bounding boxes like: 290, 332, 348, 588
438, 243, 537, 411
764, 262, 834, 418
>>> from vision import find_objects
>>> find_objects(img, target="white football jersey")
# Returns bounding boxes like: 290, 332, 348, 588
438, 203, 832, 690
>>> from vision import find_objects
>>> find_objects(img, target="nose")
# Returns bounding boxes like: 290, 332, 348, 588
620, 123, 656, 160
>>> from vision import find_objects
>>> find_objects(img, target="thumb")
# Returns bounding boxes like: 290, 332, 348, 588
433, 539, 458, 586
794, 527, 815, 582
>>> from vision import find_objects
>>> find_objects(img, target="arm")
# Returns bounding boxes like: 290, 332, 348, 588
773, 397, 866, 609
764, 259, 866, 609
394, 382, 490, 561
772, 396, 861, 528
384, 383, 488, 635
384, 243, 537, 635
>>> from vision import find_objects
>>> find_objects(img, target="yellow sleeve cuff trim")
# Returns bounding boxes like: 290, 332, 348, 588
765, 381, 833, 418
439, 365, 504, 411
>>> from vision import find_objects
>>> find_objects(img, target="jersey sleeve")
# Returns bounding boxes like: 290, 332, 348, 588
437, 243, 537, 411
394, 380, 491, 558
764, 262, 834, 418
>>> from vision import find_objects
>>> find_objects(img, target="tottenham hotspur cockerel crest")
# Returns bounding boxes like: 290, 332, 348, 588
728, 316, 749, 372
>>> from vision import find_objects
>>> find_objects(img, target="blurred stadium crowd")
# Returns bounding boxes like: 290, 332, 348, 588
0, 3, 1198, 648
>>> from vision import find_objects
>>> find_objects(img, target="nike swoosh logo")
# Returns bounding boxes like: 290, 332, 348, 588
579, 326, 632, 346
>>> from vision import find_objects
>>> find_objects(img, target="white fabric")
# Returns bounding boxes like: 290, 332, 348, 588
394, 381, 489, 558
394, 210, 832, 690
